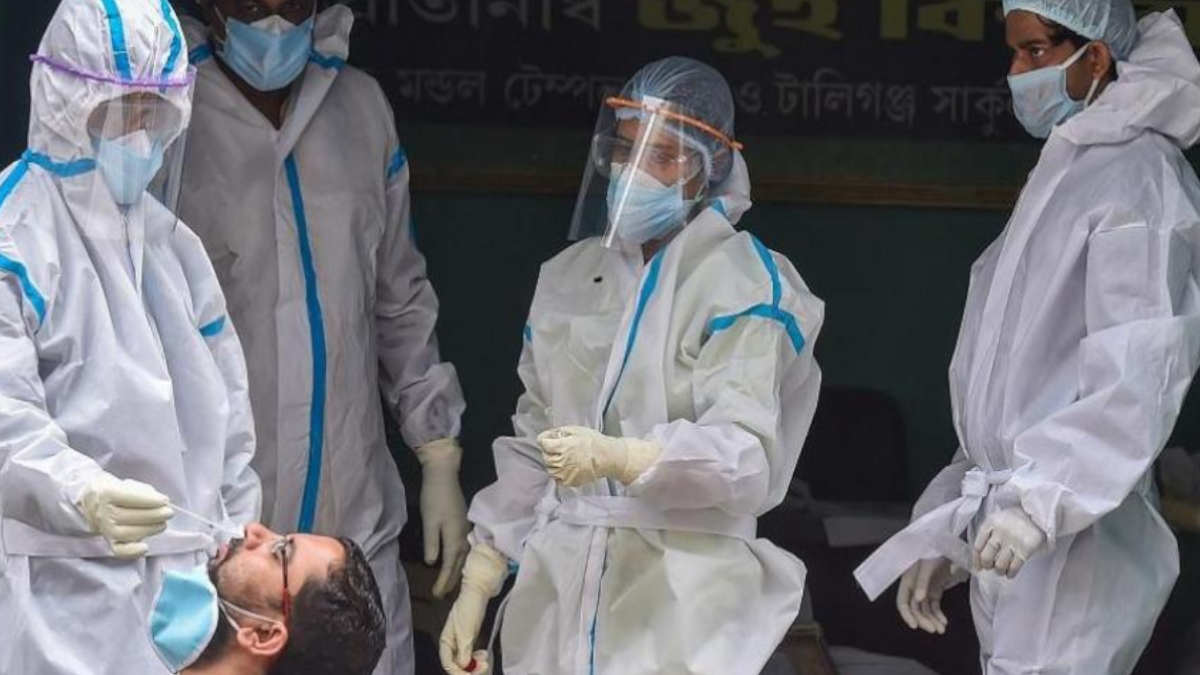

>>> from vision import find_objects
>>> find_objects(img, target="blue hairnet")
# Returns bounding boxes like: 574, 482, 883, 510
621, 56, 737, 184
1003, 0, 1138, 59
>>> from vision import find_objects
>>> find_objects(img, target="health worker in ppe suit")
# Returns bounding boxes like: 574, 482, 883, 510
0, 0, 262, 673
855, 3, 1200, 674
439, 56, 826, 675
175, 3, 472, 673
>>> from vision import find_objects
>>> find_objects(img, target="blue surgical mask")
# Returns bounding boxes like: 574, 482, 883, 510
94, 129, 165, 207
149, 564, 281, 673
1008, 44, 1101, 139
215, 10, 315, 92
606, 164, 700, 246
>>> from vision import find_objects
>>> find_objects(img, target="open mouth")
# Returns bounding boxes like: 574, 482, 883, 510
210, 537, 244, 570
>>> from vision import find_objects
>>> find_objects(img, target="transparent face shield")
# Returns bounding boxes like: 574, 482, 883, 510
88, 91, 191, 215
568, 96, 743, 248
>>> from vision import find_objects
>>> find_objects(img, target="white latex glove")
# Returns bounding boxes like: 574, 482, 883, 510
465, 650, 491, 674
537, 426, 661, 487
416, 439, 471, 599
77, 473, 173, 559
974, 506, 1047, 578
441, 649, 490, 675
440, 543, 508, 674
896, 557, 966, 635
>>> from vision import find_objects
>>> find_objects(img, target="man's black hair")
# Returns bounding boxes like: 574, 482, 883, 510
1039, 15, 1090, 49
268, 537, 386, 675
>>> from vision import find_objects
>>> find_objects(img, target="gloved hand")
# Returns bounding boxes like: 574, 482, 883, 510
896, 557, 966, 634
974, 506, 1047, 578
442, 649, 490, 675
464, 650, 491, 674
537, 426, 661, 487
440, 543, 508, 674
77, 473, 173, 559
416, 439, 470, 598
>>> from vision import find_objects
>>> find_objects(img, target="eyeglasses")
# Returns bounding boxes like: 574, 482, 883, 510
591, 135, 704, 182
271, 536, 293, 623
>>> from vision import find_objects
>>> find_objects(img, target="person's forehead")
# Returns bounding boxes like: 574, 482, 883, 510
122, 91, 164, 105
88, 93, 176, 136
98, 92, 168, 112
1006, 9, 1055, 45
615, 118, 682, 149
295, 533, 344, 557
291, 534, 345, 584
213, 0, 313, 12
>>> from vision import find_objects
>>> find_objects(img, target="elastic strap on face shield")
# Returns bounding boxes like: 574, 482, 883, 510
605, 96, 745, 152
28, 54, 196, 89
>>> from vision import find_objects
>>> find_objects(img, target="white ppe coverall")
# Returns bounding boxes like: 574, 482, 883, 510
177, 7, 466, 673
470, 154, 825, 674
856, 11, 1200, 675
0, 1, 260, 673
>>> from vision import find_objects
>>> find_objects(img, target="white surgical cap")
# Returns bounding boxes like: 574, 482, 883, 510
622, 56, 737, 184
1003, 0, 1139, 59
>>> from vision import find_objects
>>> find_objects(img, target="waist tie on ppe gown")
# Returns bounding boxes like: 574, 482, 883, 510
533, 490, 758, 541
854, 467, 1011, 601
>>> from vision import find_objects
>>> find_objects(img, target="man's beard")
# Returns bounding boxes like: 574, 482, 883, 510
208, 536, 245, 588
